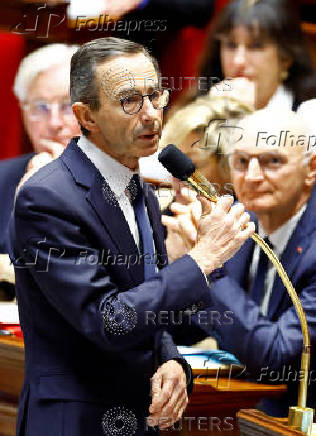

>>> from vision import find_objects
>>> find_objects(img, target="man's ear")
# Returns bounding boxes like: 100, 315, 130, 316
305, 153, 316, 187
72, 102, 100, 134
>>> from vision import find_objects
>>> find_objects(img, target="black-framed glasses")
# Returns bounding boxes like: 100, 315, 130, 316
120, 89, 169, 115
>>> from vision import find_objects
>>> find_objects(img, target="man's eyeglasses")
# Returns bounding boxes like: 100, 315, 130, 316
228, 151, 288, 172
120, 89, 169, 115
23, 101, 74, 121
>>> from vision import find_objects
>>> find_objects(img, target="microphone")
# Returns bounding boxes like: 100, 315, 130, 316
158, 144, 314, 434
158, 144, 218, 202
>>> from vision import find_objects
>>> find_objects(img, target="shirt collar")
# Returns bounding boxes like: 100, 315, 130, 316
77, 135, 137, 197
258, 204, 307, 255
265, 85, 293, 111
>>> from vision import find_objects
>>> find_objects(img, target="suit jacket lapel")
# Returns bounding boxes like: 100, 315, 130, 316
62, 139, 144, 284
86, 172, 144, 284
225, 237, 255, 288
268, 187, 316, 318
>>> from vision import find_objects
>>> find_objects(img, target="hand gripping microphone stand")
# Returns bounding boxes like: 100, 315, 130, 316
158, 144, 314, 435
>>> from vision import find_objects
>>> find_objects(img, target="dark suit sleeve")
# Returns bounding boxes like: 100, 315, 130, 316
12, 183, 211, 353
0, 154, 33, 253
157, 330, 193, 392
206, 264, 316, 376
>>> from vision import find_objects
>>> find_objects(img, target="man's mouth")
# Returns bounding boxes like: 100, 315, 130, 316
138, 132, 159, 141
245, 191, 271, 198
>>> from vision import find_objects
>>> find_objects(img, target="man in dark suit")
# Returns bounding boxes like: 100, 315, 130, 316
164, 108, 316, 417
0, 44, 80, 296
10, 37, 254, 436
208, 110, 316, 416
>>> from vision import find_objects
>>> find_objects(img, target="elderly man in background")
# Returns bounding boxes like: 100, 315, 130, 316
164, 109, 316, 417
0, 44, 80, 299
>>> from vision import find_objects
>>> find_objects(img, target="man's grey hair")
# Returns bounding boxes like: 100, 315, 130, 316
70, 37, 159, 111
14, 43, 79, 102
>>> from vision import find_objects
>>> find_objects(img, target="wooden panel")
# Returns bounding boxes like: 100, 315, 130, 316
0, 400, 17, 436
161, 378, 286, 435
0, 337, 24, 401
237, 409, 306, 436
0, 337, 287, 436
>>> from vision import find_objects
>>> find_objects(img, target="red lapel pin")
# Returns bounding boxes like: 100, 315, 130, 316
296, 246, 303, 254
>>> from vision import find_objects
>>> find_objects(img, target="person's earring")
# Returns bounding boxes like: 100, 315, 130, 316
280, 70, 289, 81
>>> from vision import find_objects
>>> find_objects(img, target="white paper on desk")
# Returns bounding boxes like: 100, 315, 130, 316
177, 346, 243, 370
0, 303, 19, 324
183, 354, 224, 370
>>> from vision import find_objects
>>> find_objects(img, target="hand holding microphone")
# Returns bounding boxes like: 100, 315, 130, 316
159, 144, 255, 274
189, 195, 254, 275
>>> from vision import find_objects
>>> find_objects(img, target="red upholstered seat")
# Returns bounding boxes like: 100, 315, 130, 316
0, 32, 24, 160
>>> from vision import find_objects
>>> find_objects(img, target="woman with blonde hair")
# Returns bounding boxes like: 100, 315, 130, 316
160, 94, 252, 193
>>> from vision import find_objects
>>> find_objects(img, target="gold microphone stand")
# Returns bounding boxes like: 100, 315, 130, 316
187, 174, 314, 435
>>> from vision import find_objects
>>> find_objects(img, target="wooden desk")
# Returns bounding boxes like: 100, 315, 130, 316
0, 337, 286, 436
0, 336, 24, 436
161, 377, 286, 436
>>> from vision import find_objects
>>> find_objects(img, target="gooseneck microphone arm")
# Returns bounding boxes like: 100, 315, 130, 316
159, 144, 313, 435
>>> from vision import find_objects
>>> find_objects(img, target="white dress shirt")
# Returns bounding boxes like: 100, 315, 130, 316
77, 135, 140, 247
265, 85, 316, 133
249, 205, 307, 316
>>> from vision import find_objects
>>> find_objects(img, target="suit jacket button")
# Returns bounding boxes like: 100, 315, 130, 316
191, 304, 198, 314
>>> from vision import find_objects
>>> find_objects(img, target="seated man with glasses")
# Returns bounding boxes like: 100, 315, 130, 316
164, 108, 316, 418
0, 44, 80, 299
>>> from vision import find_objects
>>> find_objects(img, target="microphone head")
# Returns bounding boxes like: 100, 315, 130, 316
158, 144, 196, 181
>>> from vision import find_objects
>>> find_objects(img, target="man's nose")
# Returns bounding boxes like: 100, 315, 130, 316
245, 157, 264, 181
48, 104, 63, 128
140, 96, 158, 122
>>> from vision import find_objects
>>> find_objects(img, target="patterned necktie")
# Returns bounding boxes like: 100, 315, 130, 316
250, 237, 273, 305
128, 174, 156, 280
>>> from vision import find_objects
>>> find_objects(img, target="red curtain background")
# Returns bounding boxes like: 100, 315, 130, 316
0, 0, 229, 160
0, 32, 24, 160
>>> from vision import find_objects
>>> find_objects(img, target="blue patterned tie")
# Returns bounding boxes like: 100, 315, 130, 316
129, 174, 156, 280
250, 237, 273, 305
